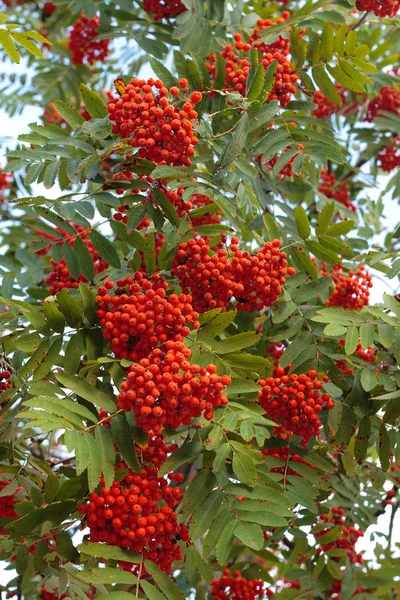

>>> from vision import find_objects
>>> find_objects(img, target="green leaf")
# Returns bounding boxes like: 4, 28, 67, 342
144, 561, 184, 600
80, 84, 108, 118
320, 21, 334, 63
190, 491, 224, 540
232, 448, 257, 486
74, 236, 95, 281
179, 469, 217, 517
56, 288, 82, 327
378, 424, 390, 471
213, 443, 231, 471
64, 331, 84, 375
326, 63, 366, 94
96, 426, 115, 489
44, 473, 60, 504
218, 113, 249, 170
359, 322, 374, 350
158, 438, 203, 478
294, 206, 311, 240
378, 323, 393, 348
360, 368, 376, 392
63, 241, 80, 280
111, 413, 141, 473
0, 29, 20, 63
97, 594, 135, 600
235, 522, 264, 550
90, 230, 120, 269
77, 542, 140, 563
56, 531, 79, 561
354, 416, 371, 463
326, 220, 354, 237
293, 276, 332, 304
312, 65, 342, 106
291, 246, 318, 279
345, 326, 359, 355
78, 567, 138, 586
43, 300, 66, 333
199, 310, 237, 335
316, 202, 334, 235
216, 520, 236, 565
213, 332, 260, 354
52, 101, 85, 130
305, 239, 340, 263
226, 379, 260, 395
151, 187, 180, 228
247, 63, 265, 102
55, 372, 116, 413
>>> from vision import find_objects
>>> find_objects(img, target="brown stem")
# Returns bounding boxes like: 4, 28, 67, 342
348, 11, 368, 33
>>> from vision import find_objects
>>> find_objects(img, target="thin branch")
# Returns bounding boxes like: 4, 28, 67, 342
348, 11, 368, 33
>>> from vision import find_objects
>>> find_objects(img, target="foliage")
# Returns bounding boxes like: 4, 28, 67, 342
0, 0, 400, 599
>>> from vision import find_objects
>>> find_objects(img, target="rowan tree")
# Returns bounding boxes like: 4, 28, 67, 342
0, 0, 400, 599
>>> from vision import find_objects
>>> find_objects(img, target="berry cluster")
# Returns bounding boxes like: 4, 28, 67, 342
355, 0, 399, 16
365, 86, 400, 122
39, 589, 68, 600
78, 463, 189, 573
0, 369, 11, 399
117, 340, 230, 433
0, 168, 11, 203
264, 144, 304, 179
312, 86, 346, 119
41, 225, 108, 294
262, 446, 315, 477
107, 78, 201, 166
172, 237, 295, 314
318, 169, 356, 213
142, 0, 186, 20
69, 15, 110, 65
258, 371, 334, 444
377, 136, 400, 172
314, 507, 364, 564
320, 263, 373, 310
211, 569, 272, 600
330, 580, 370, 599
266, 343, 288, 377
382, 486, 397, 507
206, 18, 297, 108
96, 273, 200, 361
0, 472, 23, 534
336, 340, 376, 375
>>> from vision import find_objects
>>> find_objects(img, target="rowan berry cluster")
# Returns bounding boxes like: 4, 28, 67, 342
68, 15, 110, 65
39, 588, 68, 600
78, 463, 189, 573
262, 446, 315, 477
264, 145, 304, 179
377, 136, 400, 172
365, 86, 400, 122
206, 17, 297, 108
355, 0, 399, 17
320, 263, 372, 310
0, 168, 11, 203
117, 340, 230, 433
172, 237, 295, 314
266, 343, 288, 376
318, 169, 356, 213
382, 486, 397, 506
96, 273, 200, 361
258, 371, 334, 444
142, 0, 186, 20
211, 569, 273, 600
0, 472, 23, 534
336, 340, 376, 375
107, 78, 201, 166
314, 507, 364, 564
42, 225, 108, 294
43, 2, 57, 15
0, 369, 11, 398
312, 86, 346, 119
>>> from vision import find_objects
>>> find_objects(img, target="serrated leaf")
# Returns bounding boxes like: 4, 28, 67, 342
179, 469, 216, 517
326, 220, 354, 237
43, 300, 65, 333
111, 413, 141, 473
294, 205, 311, 240
213, 332, 260, 354
235, 521, 264, 550
158, 438, 203, 478
55, 372, 116, 413
219, 113, 249, 170
52, 100, 85, 130
90, 230, 120, 269
199, 310, 237, 335
293, 276, 332, 304
56, 288, 81, 327
74, 236, 95, 281
96, 426, 115, 489
151, 187, 180, 228
80, 84, 107, 118
378, 424, 390, 471
360, 368, 376, 392
79, 567, 138, 586
312, 65, 342, 106
213, 443, 231, 471
0, 29, 20, 63
232, 448, 257, 486
63, 241, 80, 280
190, 491, 224, 540
216, 520, 236, 565
144, 561, 184, 600
320, 21, 334, 63
345, 326, 359, 355
77, 542, 140, 563
316, 202, 334, 235
291, 246, 318, 279
354, 416, 371, 463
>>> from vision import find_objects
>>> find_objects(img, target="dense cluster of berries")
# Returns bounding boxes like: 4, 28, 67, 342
258, 371, 334, 443
320, 263, 372, 310
365, 86, 400, 122
96, 274, 200, 361
206, 14, 297, 107
78, 463, 189, 573
314, 507, 364, 564
69, 15, 110, 65
211, 570, 272, 600
0, 369, 11, 398
318, 170, 356, 213
172, 237, 295, 314
336, 340, 376, 375
42, 225, 108, 294
0, 168, 11, 203
0, 472, 23, 534
39, 588, 68, 600
142, 0, 186, 20
266, 343, 288, 376
117, 340, 230, 433
265, 145, 304, 179
377, 136, 400, 172
107, 78, 201, 166
356, 0, 399, 17
43, 2, 57, 15
262, 446, 315, 477
312, 86, 346, 119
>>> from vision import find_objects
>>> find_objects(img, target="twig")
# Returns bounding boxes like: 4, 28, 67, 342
388, 499, 399, 550
348, 11, 368, 33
